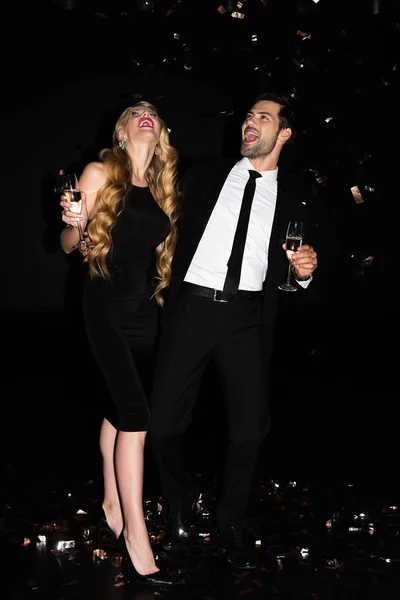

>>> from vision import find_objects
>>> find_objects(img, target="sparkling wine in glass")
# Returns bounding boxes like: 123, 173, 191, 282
278, 220, 303, 292
61, 173, 87, 251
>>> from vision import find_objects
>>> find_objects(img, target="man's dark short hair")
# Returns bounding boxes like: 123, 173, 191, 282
253, 92, 296, 137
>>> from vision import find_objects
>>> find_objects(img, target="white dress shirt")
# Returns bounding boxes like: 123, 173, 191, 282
184, 157, 311, 291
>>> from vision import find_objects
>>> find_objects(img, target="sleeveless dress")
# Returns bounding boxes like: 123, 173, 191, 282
83, 186, 170, 432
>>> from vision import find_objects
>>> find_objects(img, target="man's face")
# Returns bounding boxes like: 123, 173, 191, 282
240, 100, 283, 159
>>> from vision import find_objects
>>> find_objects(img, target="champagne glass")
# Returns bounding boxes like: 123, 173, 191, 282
278, 220, 303, 292
61, 173, 87, 251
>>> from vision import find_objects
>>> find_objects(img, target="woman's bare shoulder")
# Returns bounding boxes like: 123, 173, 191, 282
83, 161, 104, 176
80, 161, 105, 188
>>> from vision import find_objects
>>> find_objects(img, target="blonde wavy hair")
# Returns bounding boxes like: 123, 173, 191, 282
87, 101, 179, 306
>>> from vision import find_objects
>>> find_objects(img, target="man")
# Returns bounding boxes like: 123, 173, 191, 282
149, 91, 318, 570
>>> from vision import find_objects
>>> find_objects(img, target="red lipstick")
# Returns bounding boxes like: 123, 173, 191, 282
138, 117, 154, 128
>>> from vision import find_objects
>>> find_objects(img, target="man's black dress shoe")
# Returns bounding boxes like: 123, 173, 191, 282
216, 523, 258, 570
161, 488, 200, 551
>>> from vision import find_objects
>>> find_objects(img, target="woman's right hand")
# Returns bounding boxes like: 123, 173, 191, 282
60, 192, 88, 229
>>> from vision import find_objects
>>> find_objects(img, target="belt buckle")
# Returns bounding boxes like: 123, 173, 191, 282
213, 289, 228, 303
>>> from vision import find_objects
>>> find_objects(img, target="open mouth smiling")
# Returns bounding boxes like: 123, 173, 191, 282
243, 128, 259, 143
138, 117, 155, 128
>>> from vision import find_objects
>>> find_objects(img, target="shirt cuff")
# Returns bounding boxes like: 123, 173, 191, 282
293, 271, 313, 288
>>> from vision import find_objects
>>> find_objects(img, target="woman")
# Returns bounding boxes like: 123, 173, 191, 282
60, 101, 181, 586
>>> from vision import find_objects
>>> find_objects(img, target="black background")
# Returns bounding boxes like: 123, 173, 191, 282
2, 0, 396, 487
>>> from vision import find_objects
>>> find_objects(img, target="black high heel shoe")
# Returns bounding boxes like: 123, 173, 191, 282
119, 535, 184, 587
97, 507, 121, 548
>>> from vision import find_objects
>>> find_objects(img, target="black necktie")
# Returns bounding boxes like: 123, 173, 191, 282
223, 170, 262, 297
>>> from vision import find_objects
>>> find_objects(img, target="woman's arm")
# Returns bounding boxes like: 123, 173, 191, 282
60, 161, 105, 254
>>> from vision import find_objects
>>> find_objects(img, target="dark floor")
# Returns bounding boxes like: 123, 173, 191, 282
2, 267, 395, 600
3, 465, 400, 600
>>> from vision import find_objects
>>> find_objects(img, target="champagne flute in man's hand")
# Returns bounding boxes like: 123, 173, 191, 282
61, 173, 88, 251
278, 220, 303, 292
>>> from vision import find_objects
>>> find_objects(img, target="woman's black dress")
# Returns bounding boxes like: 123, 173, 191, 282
83, 186, 169, 432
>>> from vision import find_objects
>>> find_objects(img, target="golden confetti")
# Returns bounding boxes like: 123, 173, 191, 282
350, 185, 364, 204
93, 548, 106, 560
65, 580, 81, 586
360, 256, 375, 266
111, 555, 123, 568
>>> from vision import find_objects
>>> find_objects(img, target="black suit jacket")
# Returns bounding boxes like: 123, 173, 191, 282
163, 156, 316, 365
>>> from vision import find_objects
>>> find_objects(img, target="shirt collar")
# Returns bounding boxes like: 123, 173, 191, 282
235, 156, 278, 183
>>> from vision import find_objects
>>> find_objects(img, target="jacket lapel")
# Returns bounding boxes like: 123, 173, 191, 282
271, 175, 295, 250
263, 170, 302, 293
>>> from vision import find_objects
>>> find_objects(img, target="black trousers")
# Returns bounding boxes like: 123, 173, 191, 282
149, 290, 271, 528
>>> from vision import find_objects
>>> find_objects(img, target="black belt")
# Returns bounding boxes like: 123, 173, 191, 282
183, 282, 262, 303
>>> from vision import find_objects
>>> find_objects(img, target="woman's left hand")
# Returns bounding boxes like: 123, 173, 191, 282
80, 232, 94, 261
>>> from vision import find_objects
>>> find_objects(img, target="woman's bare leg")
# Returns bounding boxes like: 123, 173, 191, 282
99, 418, 123, 538
115, 430, 159, 575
